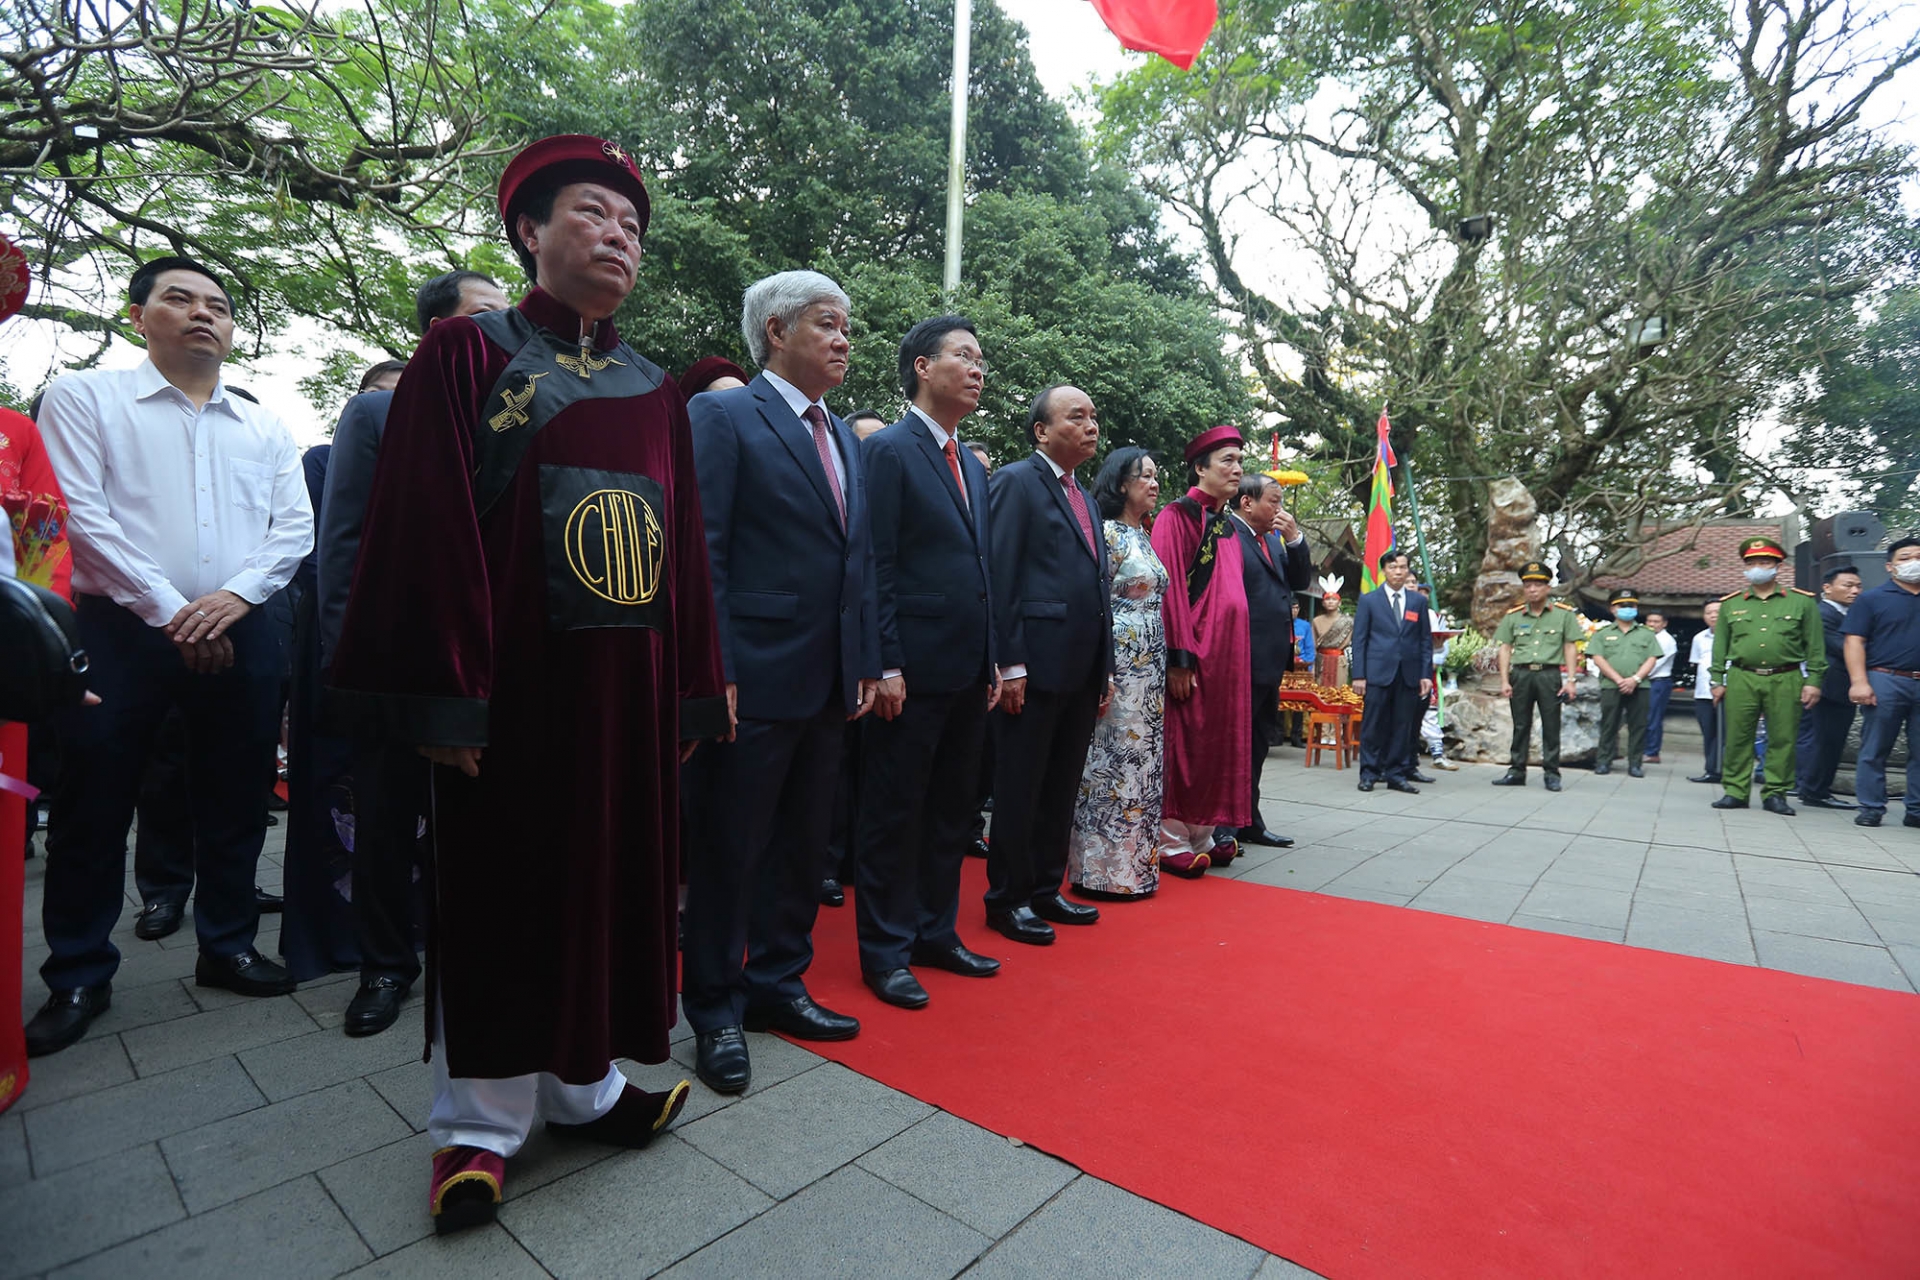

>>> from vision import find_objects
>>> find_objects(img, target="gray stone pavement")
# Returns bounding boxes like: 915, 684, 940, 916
7, 727, 1917, 1278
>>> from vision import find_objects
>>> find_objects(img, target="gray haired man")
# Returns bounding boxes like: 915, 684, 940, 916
679, 270, 881, 1094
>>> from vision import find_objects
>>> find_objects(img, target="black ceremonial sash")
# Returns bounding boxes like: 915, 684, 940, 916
467, 308, 666, 518
1169, 495, 1230, 607
539, 465, 668, 633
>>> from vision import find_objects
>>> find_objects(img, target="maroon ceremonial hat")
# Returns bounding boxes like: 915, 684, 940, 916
677, 356, 751, 400
1183, 424, 1244, 463
497, 135, 651, 257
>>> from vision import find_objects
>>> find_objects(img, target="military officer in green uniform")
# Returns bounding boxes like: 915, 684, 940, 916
1710, 535, 1824, 814
1490, 561, 1584, 791
1587, 587, 1665, 777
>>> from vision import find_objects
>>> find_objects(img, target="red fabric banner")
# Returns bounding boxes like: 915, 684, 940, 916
1090, 0, 1219, 70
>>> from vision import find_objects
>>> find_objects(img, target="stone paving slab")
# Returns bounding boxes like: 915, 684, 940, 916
8, 735, 1917, 1277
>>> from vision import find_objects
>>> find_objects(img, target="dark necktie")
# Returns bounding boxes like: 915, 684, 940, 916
1061, 472, 1095, 553
802, 404, 846, 529
943, 439, 969, 510
1390, 591, 1403, 625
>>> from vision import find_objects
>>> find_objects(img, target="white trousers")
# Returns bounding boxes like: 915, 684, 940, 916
1421, 707, 1443, 756
426, 995, 624, 1157
1158, 818, 1217, 859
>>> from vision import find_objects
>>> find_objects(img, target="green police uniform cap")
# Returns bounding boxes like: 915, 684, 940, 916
1609, 587, 1638, 606
1519, 561, 1552, 583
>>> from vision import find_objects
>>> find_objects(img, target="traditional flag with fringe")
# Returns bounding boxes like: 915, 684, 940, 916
1359, 409, 1397, 594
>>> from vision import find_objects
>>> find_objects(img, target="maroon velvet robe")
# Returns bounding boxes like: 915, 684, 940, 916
329, 288, 725, 1082
1151, 487, 1252, 829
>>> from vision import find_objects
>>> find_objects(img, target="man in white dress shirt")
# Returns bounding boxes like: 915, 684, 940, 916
27, 257, 314, 1056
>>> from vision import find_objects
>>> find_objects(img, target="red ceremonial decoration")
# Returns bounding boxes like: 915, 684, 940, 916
0, 233, 29, 325
796, 861, 1920, 1280
1359, 407, 1397, 592
1090, 0, 1220, 70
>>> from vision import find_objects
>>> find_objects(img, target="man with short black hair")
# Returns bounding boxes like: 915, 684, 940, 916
1349, 550, 1434, 792
30, 255, 314, 1057
852, 315, 1001, 1010
848, 408, 888, 440
1228, 472, 1310, 847
1796, 564, 1863, 809
1641, 612, 1678, 762
1846, 537, 1920, 828
302, 268, 508, 1038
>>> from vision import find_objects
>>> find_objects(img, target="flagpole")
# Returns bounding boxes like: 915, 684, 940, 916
944, 0, 973, 294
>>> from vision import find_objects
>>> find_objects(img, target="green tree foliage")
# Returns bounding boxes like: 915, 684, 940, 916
1096, 0, 1917, 605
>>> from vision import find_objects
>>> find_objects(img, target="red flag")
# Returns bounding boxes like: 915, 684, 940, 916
1090, 0, 1219, 70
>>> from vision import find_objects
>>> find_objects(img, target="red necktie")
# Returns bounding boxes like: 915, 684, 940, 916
1259, 534, 1274, 567
802, 405, 846, 529
943, 439, 969, 509
1062, 472, 1095, 553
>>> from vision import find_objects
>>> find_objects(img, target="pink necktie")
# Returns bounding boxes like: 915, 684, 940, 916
803, 405, 846, 528
1062, 472, 1095, 554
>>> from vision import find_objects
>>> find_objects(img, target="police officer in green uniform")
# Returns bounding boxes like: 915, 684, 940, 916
1490, 561, 1583, 791
1587, 587, 1665, 776
1710, 535, 1824, 814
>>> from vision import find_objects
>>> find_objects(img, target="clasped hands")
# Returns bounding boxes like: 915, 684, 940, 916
164, 590, 251, 673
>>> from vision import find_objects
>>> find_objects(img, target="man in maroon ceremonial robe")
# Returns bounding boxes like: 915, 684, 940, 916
328, 136, 729, 1233
1150, 425, 1252, 877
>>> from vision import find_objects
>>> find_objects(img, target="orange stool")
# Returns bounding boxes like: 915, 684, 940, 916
1303, 711, 1355, 769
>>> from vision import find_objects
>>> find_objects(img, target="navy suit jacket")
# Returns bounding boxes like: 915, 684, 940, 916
862, 413, 994, 693
690, 373, 879, 720
1349, 585, 1435, 688
1818, 599, 1851, 703
987, 452, 1113, 694
1232, 516, 1314, 687
315, 390, 392, 670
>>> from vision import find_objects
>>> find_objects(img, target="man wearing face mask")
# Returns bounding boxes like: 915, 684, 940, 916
1843, 537, 1920, 829
1709, 536, 1824, 814
1586, 588, 1664, 777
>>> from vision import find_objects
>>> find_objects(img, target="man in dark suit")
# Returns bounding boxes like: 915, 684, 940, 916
1349, 549, 1434, 793
984, 385, 1114, 945
684, 270, 880, 1094
852, 315, 1002, 1010
1229, 474, 1311, 847
1796, 563, 1863, 808
313, 271, 509, 1038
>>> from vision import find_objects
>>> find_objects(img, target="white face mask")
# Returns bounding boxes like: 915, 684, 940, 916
1894, 560, 1920, 584
1744, 566, 1778, 585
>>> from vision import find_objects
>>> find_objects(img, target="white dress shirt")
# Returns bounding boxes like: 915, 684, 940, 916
760, 369, 849, 495
1690, 630, 1714, 697
1650, 628, 1678, 679
37, 359, 313, 627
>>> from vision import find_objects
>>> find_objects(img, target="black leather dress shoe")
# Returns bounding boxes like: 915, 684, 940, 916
864, 968, 930, 1009
195, 949, 297, 997
1711, 795, 1749, 810
1801, 795, 1856, 810
743, 995, 860, 1040
1855, 811, 1882, 827
344, 976, 410, 1038
25, 985, 111, 1057
1356, 779, 1375, 792
696, 1026, 750, 1093
1235, 827, 1295, 848
253, 886, 283, 914
1386, 779, 1420, 794
1762, 795, 1796, 816
1491, 771, 1526, 787
910, 943, 1000, 976
968, 838, 990, 858
1628, 765, 1645, 778
134, 899, 184, 941
1688, 773, 1721, 784
1408, 770, 1437, 785
1593, 763, 1612, 775
819, 877, 845, 907
1030, 891, 1098, 925
1544, 775, 1563, 792
1905, 814, 1920, 829
985, 905, 1055, 946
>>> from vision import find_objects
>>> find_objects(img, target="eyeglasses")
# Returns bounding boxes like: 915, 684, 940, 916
947, 352, 990, 373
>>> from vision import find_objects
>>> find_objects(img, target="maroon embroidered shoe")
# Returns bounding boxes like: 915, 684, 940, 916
430, 1145, 503, 1235
1161, 849, 1211, 879
1209, 835, 1240, 866
546, 1080, 691, 1149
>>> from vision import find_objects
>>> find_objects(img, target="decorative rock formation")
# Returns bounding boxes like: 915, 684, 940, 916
1470, 478, 1542, 635
1443, 672, 1602, 766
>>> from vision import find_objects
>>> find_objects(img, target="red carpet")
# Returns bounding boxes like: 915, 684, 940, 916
797, 862, 1920, 1279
